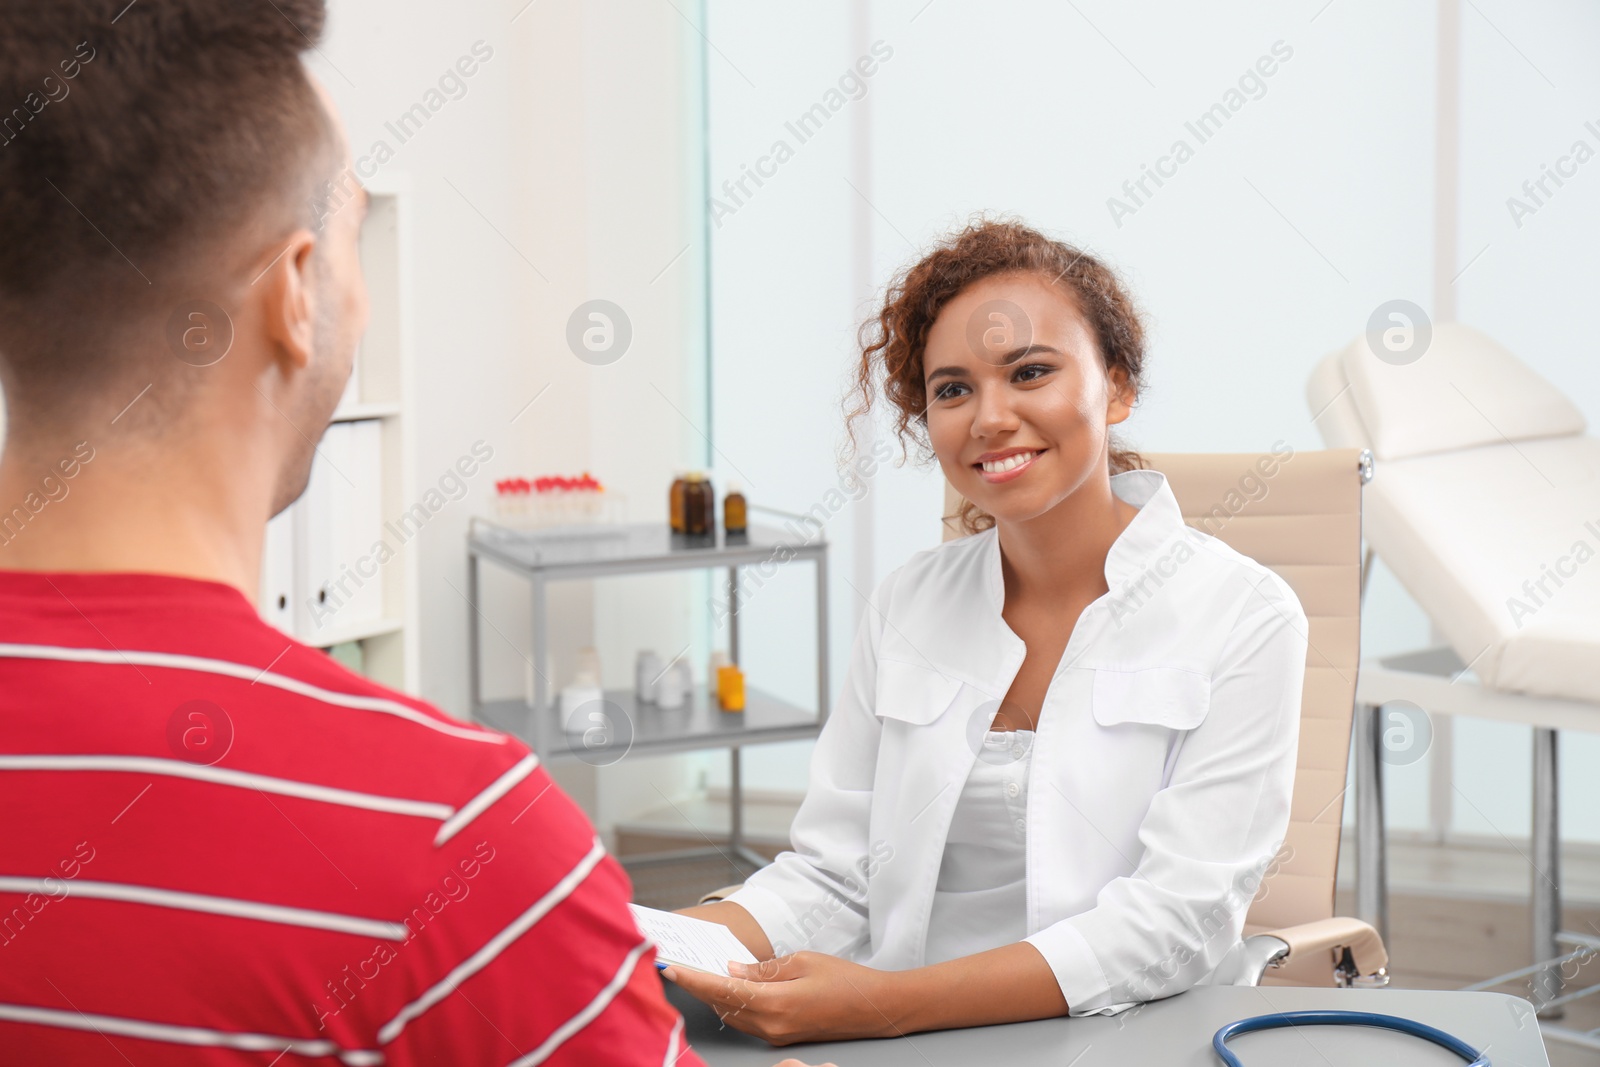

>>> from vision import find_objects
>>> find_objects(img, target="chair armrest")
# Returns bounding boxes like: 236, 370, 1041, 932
696, 883, 743, 906
1210, 935, 1291, 986
1261, 916, 1389, 986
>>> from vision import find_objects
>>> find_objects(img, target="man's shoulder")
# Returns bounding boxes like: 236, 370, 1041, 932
241, 637, 567, 850
0, 573, 561, 865
0, 580, 646, 1059
265, 636, 511, 755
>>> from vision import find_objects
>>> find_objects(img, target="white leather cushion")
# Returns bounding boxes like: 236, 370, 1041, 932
1364, 435, 1600, 704
1337, 322, 1586, 461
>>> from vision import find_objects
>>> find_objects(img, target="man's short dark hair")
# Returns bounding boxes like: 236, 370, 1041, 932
0, 0, 333, 400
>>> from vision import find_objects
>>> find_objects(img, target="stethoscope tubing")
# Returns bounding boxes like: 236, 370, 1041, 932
1213, 1009, 1490, 1066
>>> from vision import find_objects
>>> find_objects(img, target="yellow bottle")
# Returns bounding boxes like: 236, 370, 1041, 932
716, 664, 745, 712
708, 649, 731, 694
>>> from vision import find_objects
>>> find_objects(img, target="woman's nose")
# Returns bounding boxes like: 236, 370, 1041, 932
971, 383, 1020, 436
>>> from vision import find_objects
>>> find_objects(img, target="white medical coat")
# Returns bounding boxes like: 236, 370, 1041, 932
724, 468, 1308, 1016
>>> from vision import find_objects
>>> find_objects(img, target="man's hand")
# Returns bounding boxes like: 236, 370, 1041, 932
665, 952, 902, 1046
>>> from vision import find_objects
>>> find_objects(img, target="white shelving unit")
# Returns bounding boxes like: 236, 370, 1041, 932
258, 181, 418, 693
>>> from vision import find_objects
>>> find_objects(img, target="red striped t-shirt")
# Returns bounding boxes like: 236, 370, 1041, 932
0, 570, 707, 1067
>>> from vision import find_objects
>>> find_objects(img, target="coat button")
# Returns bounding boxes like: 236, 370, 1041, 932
1014, 818, 1025, 833
1006, 782, 1020, 798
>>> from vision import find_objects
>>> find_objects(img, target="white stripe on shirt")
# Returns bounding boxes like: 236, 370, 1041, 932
662, 1015, 685, 1067
508, 938, 656, 1067
0, 643, 502, 744
377, 837, 607, 1045
0, 755, 455, 820
0, 1000, 384, 1065
0, 877, 408, 940
434, 754, 539, 845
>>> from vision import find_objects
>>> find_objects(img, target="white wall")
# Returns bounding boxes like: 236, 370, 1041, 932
315, 0, 710, 835
704, 0, 1600, 845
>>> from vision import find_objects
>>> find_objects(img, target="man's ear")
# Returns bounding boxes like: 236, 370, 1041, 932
257, 229, 319, 371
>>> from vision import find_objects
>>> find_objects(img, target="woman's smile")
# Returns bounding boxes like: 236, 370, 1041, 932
975, 447, 1047, 484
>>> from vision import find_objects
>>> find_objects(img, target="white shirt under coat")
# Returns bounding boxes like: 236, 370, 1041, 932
923, 728, 1034, 966
724, 468, 1309, 1016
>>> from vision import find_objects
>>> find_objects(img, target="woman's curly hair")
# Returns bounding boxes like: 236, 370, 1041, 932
843, 216, 1147, 536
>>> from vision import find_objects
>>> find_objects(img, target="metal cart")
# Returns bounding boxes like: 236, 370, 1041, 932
465, 514, 829, 870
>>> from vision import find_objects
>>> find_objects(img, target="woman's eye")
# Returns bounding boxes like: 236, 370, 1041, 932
1014, 363, 1052, 382
933, 382, 967, 400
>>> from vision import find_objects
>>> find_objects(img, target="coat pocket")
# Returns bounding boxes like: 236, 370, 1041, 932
873, 657, 965, 726
1091, 665, 1211, 730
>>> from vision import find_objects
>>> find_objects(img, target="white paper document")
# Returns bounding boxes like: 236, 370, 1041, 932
628, 904, 759, 978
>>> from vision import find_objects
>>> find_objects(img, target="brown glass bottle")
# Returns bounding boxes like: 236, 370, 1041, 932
699, 473, 716, 536
669, 472, 687, 533
724, 480, 747, 534
683, 472, 709, 535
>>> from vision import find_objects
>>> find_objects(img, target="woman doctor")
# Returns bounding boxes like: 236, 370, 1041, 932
672, 219, 1308, 1045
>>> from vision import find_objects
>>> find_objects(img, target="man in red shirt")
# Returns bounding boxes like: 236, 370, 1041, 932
0, 2, 824, 1065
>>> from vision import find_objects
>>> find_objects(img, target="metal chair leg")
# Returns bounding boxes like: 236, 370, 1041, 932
1354, 702, 1389, 947
1532, 727, 1564, 1018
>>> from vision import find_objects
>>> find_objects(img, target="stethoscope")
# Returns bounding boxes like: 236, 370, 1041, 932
1214, 1011, 1491, 1066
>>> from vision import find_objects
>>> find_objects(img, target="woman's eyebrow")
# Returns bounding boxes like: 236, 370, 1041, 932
926, 344, 1064, 383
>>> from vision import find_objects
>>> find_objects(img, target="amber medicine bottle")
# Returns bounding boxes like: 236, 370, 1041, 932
669, 472, 687, 533
724, 481, 747, 534
683, 472, 709, 535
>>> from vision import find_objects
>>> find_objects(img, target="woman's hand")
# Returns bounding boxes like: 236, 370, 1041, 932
665, 952, 902, 1046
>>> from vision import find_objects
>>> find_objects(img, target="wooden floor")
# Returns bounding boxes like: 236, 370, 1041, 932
620, 830, 1600, 1063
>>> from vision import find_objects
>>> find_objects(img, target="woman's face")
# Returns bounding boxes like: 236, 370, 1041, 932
922, 271, 1134, 526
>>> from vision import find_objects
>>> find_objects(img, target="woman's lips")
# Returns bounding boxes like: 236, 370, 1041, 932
974, 449, 1044, 484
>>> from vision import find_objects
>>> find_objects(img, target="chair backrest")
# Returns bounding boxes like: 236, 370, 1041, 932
941, 449, 1365, 970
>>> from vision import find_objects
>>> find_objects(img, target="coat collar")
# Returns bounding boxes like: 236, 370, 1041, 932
979, 467, 1188, 621
885, 469, 1191, 697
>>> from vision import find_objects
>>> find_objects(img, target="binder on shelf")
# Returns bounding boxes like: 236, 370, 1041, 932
335, 419, 384, 627
259, 503, 297, 634
294, 419, 384, 639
